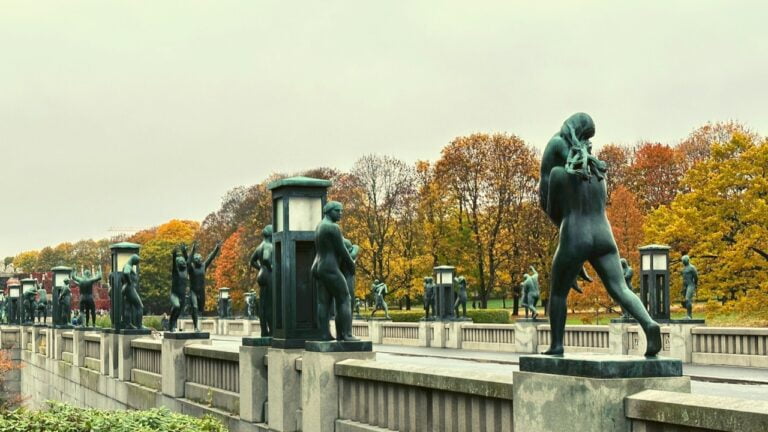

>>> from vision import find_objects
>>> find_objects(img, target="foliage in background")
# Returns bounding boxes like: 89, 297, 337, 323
0, 401, 225, 432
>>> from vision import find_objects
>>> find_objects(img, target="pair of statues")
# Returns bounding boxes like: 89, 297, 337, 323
370, 280, 390, 319
540, 113, 661, 356
454, 276, 468, 318
245, 291, 258, 320
520, 267, 540, 319
169, 242, 221, 332
422, 275, 468, 319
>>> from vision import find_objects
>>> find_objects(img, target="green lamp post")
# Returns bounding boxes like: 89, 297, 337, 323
218, 287, 231, 319
433, 265, 456, 320
51, 266, 72, 327
268, 176, 331, 349
109, 242, 140, 331
639, 244, 670, 321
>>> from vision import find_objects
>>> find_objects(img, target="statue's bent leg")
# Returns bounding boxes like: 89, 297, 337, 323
189, 294, 200, 331
685, 287, 694, 318
328, 273, 356, 341
169, 294, 181, 332
589, 253, 661, 357
545, 247, 583, 355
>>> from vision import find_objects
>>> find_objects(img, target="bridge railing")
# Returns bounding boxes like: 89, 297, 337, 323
60, 331, 74, 363
184, 343, 240, 414
537, 324, 610, 353
461, 323, 516, 352
83, 334, 101, 371
381, 322, 420, 346
691, 327, 768, 368
130, 339, 162, 390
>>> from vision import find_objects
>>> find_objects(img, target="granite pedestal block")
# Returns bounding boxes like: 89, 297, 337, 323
514, 353, 690, 432
267, 348, 303, 432
243, 336, 272, 347
305, 340, 372, 352
163, 331, 210, 340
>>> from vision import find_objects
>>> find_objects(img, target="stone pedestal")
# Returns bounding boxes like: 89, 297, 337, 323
73, 328, 86, 367
161, 332, 211, 397
514, 319, 543, 353
99, 332, 110, 375
302, 341, 374, 432
445, 321, 463, 349
53, 329, 63, 360
118, 333, 147, 381
513, 354, 690, 432
368, 320, 383, 344
267, 348, 304, 432
0, 326, 20, 349
240, 337, 271, 423
666, 322, 702, 363
417, 321, 430, 347
609, 321, 633, 355
431, 321, 448, 348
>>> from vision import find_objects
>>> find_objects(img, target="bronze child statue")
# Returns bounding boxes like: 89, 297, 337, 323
540, 112, 661, 356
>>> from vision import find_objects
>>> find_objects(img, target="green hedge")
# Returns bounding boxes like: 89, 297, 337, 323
90, 315, 164, 330
0, 401, 226, 432
379, 308, 511, 324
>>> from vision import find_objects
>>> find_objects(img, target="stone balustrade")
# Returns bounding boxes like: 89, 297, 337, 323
461, 324, 516, 352
381, 322, 420, 346
537, 324, 610, 353
130, 338, 162, 390
83, 334, 101, 371
184, 343, 241, 414
61, 331, 74, 363
351, 322, 370, 339
691, 327, 768, 368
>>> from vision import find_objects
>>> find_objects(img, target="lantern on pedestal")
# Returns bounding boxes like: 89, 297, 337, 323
640, 244, 670, 321
109, 242, 141, 331
7, 279, 21, 324
434, 265, 456, 320
268, 176, 330, 348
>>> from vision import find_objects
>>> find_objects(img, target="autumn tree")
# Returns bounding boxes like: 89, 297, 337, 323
606, 186, 644, 268
645, 132, 768, 311
12, 250, 39, 272
678, 120, 758, 170
211, 226, 249, 312
629, 142, 684, 212
0, 349, 23, 411
596, 143, 633, 203
435, 133, 539, 308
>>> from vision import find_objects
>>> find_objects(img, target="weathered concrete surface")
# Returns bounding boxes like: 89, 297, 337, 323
162, 336, 211, 397
520, 353, 683, 378
240, 344, 269, 423
513, 370, 690, 432
626, 389, 768, 432
302, 350, 375, 432
513, 320, 538, 353
267, 348, 303, 432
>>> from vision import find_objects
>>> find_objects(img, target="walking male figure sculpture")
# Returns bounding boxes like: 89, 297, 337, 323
521, 267, 540, 319
370, 280, 390, 319
71, 269, 102, 327
681, 255, 698, 320
423, 277, 436, 319
540, 112, 661, 356
35, 281, 48, 324
250, 225, 274, 336
311, 201, 358, 341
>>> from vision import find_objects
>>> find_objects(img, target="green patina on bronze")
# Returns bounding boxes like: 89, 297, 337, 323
540, 113, 661, 357
681, 255, 699, 320
520, 267, 540, 319
250, 225, 274, 336
268, 176, 332, 190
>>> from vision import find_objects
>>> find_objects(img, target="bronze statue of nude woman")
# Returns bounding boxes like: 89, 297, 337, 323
540, 113, 661, 356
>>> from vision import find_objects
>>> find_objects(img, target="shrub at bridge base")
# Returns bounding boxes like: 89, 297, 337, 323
0, 401, 226, 432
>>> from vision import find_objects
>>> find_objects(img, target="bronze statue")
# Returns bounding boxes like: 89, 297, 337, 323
454, 276, 468, 318
71, 269, 102, 327
620, 258, 634, 319
520, 267, 540, 319
370, 280, 390, 319
311, 201, 358, 341
343, 238, 360, 301
188, 241, 221, 316
22, 285, 36, 324
245, 291, 257, 320
423, 277, 436, 319
540, 113, 661, 356
59, 276, 73, 325
121, 254, 144, 329
169, 246, 194, 332
250, 225, 274, 336
35, 282, 48, 324
681, 255, 698, 319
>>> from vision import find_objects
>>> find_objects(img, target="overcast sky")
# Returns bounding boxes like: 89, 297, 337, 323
1, 1, 766, 258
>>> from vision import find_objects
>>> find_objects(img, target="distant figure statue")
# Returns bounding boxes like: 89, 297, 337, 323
35, 282, 48, 324
311, 201, 358, 341
169, 245, 194, 332
250, 225, 274, 336
0, 294, 5, 324
520, 267, 540, 319
681, 255, 698, 320
59, 276, 73, 325
353, 297, 362, 318
22, 285, 36, 324
370, 280, 390, 319
188, 241, 221, 316
245, 291, 257, 320
454, 276, 468, 318
121, 254, 144, 329
71, 269, 102, 327
620, 258, 634, 319
540, 113, 661, 356
423, 277, 436, 320
343, 238, 360, 302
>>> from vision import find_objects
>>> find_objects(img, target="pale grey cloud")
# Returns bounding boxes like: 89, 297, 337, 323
1, 1, 766, 257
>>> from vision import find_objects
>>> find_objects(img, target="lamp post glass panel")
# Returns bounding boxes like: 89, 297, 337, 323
268, 176, 331, 349
51, 266, 72, 326
434, 266, 456, 320
109, 242, 141, 331
639, 244, 670, 321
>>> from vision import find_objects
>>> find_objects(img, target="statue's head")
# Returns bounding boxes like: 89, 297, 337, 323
63, 278, 70, 286
682, 255, 690, 265
620, 258, 628, 268
128, 254, 140, 265
323, 201, 343, 222
373, 279, 380, 285
263, 224, 273, 239
176, 256, 187, 270
84, 270, 92, 278
561, 112, 595, 144
192, 253, 203, 265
